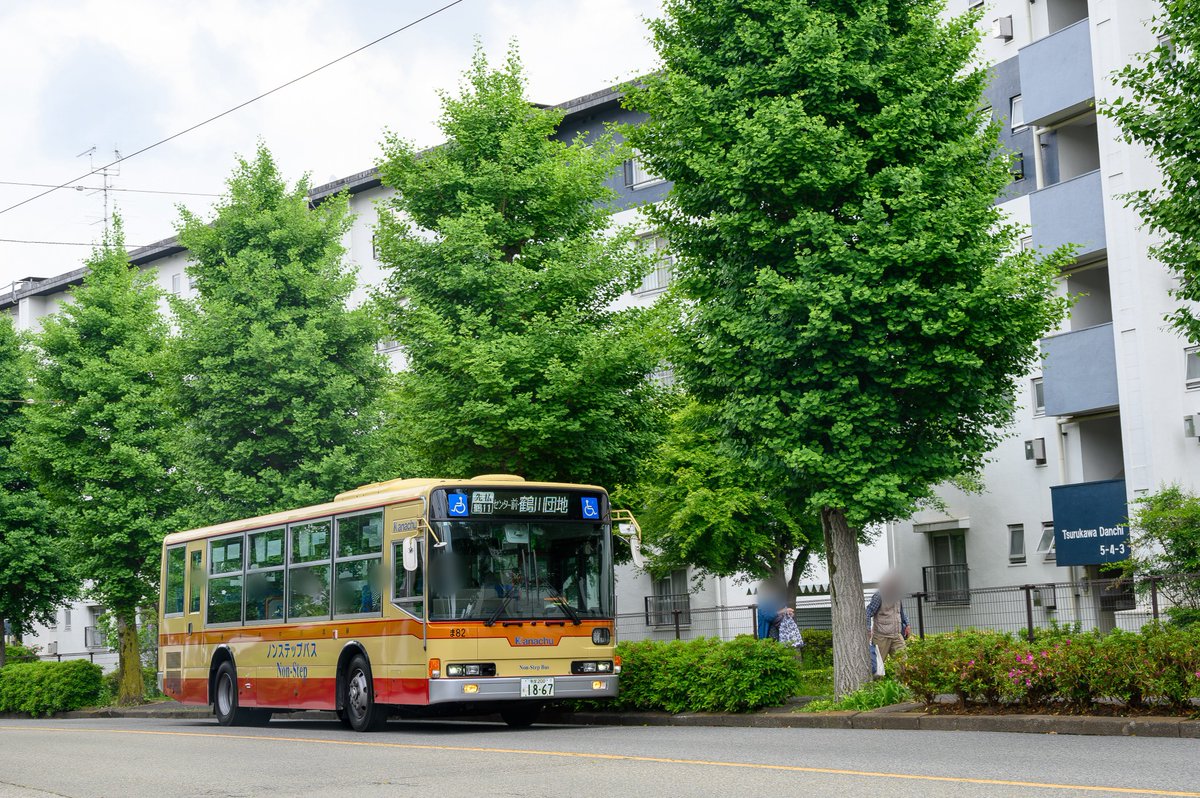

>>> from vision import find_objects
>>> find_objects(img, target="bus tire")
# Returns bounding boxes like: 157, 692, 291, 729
336, 708, 352, 729
213, 661, 262, 727
500, 703, 541, 728
343, 654, 386, 732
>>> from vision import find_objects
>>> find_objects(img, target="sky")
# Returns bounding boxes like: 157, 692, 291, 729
0, 0, 663, 287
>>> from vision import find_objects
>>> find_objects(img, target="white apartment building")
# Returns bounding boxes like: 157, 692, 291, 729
893, 0, 1200, 632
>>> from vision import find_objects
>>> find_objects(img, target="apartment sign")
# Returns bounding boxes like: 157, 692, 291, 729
1049, 479, 1130, 566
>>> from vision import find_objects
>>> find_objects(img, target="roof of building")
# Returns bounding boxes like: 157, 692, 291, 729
2, 83, 628, 312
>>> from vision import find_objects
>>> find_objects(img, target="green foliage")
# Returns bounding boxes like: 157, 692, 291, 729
0, 316, 74, 649
173, 144, 389, 526
627, 0, 1071, 530
1124, 486, 1200, 623
0, 660, 103, 716
3, 643, 39, 664
801, 677, 911, 713
1105, 2, 1200, 343
795, 667, 833, 698
799, 629, 833, 669
375, 46, 665, 487
600, 637, 801, 713
17, 219, 176, 703
895, 625, 1200, 711
632, 400, 821, 590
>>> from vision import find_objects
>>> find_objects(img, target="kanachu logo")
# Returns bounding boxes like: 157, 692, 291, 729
513, 636, 554, 646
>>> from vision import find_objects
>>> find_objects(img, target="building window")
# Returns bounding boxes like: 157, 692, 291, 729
171, 273, 182, 295
1010, 95, 1025, 131
371, 233, 380, 261
1158, 34, 1177, 62
925, 532, 969, 603
623, 153, 664, 190
1036, 522, 1056, 561
647, 568, 690, 626
635, 235, 673, 295
375, 339, 401, 354
1008, 524, 1027, 564
1032, 377, 1045, 416
1020, 235, 1033, 251
1010, 152, 1025, 181
63, 608, 72, 631
1186, 346, 1200, 391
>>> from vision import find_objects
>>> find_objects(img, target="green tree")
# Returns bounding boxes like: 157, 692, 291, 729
1106, 2, 1200, 344
173, 145, 390, 526
1127, 485, 1200, 627
627, 0, 1070, 696
633, 400, 820, 601
375, 47, 664, 486
18, 220, 176, 703
0, 316, 74, 668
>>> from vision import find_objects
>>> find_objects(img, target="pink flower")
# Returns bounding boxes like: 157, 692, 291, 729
968, 660, 975, 666
1040, 651, 1048, 658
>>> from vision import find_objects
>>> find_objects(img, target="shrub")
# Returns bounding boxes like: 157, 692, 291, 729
0, 660, 103, 716
895, 623, 1200, 712
799, 630, 833, 668
602, 636, 801, 714
3, 643, 39, 664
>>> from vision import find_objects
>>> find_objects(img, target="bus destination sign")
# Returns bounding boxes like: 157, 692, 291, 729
437, 489, 604, 521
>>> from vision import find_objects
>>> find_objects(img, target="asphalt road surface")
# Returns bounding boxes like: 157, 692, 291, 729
1, 716, 1198, 798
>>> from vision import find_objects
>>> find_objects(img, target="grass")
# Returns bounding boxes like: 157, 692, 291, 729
796, 667, 834, 698
800, 677, 912, 713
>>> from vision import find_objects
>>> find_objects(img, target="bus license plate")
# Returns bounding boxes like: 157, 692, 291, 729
520, 678, 554, 698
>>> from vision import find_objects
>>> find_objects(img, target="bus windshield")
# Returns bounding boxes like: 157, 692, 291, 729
427, 520, 612, 622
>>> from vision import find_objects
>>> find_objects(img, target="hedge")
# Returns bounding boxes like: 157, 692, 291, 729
595, 637, 801, 713
895, 624, 1200, 711
800, 630, 832, 668
0, 660, 104, 717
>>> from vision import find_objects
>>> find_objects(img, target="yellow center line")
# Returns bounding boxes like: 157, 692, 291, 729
1, 725, 1196, 797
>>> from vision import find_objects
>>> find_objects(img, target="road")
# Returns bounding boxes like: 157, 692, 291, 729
0, 716, 1198, 798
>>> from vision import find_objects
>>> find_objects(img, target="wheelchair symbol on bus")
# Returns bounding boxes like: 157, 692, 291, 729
448, 493, 469, 517
581, 496, 600, 519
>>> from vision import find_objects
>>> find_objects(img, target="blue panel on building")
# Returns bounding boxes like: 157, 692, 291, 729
1050, 479, 1130, 566
1040, 322, 1119, 417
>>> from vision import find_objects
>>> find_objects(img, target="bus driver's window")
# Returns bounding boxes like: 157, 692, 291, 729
393, 539, 424, 619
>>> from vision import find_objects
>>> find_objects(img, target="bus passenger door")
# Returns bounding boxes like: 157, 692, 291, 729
182, 543, 207, 703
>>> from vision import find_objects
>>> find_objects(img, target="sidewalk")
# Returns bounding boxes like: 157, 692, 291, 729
60, 700, 1200, 738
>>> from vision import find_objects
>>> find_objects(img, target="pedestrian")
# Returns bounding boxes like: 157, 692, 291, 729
866, 572, 910, 671
756, 581, 792, 641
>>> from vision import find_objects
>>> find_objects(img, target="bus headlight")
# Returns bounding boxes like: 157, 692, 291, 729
571, 660, 614, 674
592, 628, 611, 645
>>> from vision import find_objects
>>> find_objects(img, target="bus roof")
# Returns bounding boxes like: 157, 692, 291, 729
161, 474, 607, 546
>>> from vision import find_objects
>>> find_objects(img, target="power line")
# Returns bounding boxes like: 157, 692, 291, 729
0, 0, 467, 219
0, 180, 220, 198
0, 237, 149, 247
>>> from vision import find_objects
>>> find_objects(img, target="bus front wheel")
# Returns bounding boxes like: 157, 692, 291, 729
213, 661, 270, 727
500, 703, 542, 728
343, 654, 387, 732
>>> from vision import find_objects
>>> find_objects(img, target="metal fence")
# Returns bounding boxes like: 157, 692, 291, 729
615, 573, 1200, 644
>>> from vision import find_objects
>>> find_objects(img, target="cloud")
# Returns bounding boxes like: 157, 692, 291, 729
0, 0, 662, 286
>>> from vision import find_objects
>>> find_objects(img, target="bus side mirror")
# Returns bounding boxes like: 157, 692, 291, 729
402, 537, 419, 572
617, 521, 646, 569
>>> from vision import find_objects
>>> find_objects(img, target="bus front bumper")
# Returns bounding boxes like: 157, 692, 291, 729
428, 674, 617, 704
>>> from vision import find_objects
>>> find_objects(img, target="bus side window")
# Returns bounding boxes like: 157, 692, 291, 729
188, 550, 203, 614
164, 547, 186, 615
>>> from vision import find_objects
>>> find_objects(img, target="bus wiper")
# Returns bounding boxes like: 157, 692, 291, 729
484, 588, 514, 627
545, 586, 581, 625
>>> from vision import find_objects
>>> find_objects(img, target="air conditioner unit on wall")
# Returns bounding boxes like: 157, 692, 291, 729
1025, 437, 1047, 465
46, 641, 57, 656
993, 16, 1014, 41
1184, 415, 1198, 441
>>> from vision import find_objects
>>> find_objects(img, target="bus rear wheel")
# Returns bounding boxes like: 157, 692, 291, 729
500, 703, 542, 728
343, 654, 387, 732
213, 662, 270, 727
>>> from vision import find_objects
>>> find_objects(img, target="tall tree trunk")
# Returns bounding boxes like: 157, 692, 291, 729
0, 620, 7, 669
116, 613, 144, 706
822, 506, 869, 699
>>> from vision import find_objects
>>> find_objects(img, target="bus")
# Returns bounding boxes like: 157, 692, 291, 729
157, 474, 640, 731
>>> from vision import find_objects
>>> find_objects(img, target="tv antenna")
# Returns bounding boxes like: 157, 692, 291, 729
76, 145, 121, 234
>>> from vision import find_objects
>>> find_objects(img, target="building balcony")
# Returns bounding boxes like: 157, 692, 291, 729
644, 594, 692, 627
1030, 169, 1106, 261
922, 564, 970, 605
1041, 322, 1119, 417
1018, 19, 1094, 126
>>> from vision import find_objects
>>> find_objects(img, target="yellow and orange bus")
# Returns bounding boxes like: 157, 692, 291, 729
158, 474, 637, 730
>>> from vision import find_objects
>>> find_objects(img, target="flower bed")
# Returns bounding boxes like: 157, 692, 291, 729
894, 624, 1200, 713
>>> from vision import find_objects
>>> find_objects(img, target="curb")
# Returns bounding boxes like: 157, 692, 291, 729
44, 703, 1200, 739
